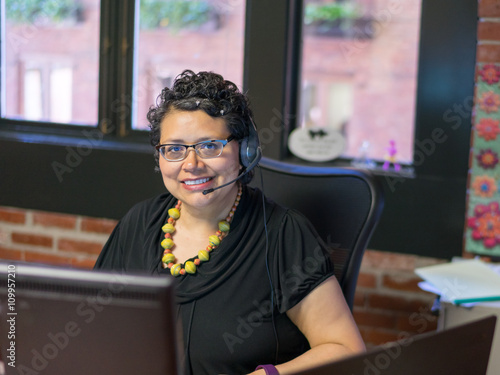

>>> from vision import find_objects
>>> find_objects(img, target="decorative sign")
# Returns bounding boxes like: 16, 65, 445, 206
288, 127, 345, 162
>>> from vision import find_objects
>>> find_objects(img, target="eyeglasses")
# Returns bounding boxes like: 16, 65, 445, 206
156, 136, 235, 162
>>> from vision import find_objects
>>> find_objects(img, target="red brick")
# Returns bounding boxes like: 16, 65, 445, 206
478, 20, 500, 41
0, 246, 25, 261
360, 328, 401, 346
33, 212, 77, 229
476, 44, 500, 63
461, 251, 476, 259
382, 274, 423, 292
368, 293, 433, 313
0, 208, 26, 224
72, 257, 98, 269
25, 251, 73, 267
396, 312, 438, 334
353, 310, 397, 330
11, 232, 53, 248
479, 0, 500, 17
81, 217, 117, 234
58, 238, 104, 255
368, 293, 406, 311
361, 250, 415, 271
357, 272, 377, 288
353, 291, 365, 307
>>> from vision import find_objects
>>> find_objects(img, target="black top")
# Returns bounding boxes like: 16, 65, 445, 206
94, 186, 334, 375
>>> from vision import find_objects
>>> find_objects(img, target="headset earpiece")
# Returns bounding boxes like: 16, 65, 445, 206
240, 118, 262, 168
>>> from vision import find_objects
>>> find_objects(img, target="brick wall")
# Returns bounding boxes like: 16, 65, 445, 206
0, 206, 115, 270
0, 204, 441, 347
477, 0, 500, 63
355, 251, 441, 347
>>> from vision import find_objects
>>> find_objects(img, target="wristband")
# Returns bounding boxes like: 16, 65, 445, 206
255, 364, 279, 375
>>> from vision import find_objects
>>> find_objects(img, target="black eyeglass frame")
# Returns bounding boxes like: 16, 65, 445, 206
155, 136, 235, 162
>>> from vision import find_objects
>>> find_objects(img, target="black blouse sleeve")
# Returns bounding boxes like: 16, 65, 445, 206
93, 193, 175, 273
94, 220, 125, 270
272, 208, 335, 313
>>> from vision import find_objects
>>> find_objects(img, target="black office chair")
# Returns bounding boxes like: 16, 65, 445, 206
250, 157, 384, 311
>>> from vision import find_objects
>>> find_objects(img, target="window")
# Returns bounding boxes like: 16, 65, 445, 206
2, 0, 101, 126
22, 60, 73, 123
1, 0, 246, 131
133, 0, 246, 129
299, 0, 422, 164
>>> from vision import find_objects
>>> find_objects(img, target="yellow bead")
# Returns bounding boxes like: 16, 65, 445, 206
209, 235, 220, 247
161, 238, 174, 249
162, 253, 176, 264
218, 220, 230, 232
168, 208, 180, 220
162, 223, 175, 233
198, 250, 210, 262
185, 261, 197, 274
170, 263, 181, 276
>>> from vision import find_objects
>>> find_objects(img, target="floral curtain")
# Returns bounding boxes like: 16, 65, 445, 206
465, 63, 500, 256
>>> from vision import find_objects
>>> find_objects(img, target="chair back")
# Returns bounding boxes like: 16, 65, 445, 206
250, 157, 384, 310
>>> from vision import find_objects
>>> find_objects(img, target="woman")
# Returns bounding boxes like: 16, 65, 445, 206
94, 70, 365, 374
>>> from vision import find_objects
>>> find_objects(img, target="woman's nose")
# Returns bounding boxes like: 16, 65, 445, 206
183, 148, 203, 170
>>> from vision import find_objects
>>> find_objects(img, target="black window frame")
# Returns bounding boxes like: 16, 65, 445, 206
0, 0, 477, 259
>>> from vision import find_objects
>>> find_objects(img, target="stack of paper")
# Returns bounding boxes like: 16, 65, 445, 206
415, 259, 500, 305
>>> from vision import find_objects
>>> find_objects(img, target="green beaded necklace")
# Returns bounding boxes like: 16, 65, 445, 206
161, 185, 242, 276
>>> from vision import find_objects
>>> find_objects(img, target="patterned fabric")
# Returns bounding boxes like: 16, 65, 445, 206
465, 63, 500, 256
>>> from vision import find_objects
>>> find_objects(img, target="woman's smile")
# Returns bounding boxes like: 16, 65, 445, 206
158, 109, 241, 210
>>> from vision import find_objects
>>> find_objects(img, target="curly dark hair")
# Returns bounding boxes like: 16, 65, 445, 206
147, 69, 255, 184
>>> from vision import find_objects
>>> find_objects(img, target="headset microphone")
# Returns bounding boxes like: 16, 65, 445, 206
203, 117, 262, 195
202, 148, 261, 195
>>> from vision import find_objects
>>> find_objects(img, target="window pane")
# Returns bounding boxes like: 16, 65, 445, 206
2, 0, 101, 126
50, 67, 73, 123
133, 0, 246, 130
300, 0, 422, 164
24, 69, 43, 120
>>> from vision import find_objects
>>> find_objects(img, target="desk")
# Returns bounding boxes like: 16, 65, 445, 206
438, 301, 500, 375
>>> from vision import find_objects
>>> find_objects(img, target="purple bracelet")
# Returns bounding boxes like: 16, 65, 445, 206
255, 364, 279, 375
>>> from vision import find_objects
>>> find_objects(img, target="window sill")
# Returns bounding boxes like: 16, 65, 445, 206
0, 122, 152, 154
281, 154, 416, 179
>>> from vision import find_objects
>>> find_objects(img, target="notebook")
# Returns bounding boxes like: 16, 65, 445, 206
290, 315, 496, 375
0, 262, 182, 375
415, 259, 500, 304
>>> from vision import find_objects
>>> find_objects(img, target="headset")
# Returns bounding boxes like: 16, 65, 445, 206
202, 117, 262, 195
239, 117, 262, 170
202, 116, 278, 362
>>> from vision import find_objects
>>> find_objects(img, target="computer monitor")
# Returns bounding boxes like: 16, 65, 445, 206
289, 315, 496, 375
0, 262, 182, 375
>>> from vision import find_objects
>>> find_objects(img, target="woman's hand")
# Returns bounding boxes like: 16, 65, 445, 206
246, 370, 266, 375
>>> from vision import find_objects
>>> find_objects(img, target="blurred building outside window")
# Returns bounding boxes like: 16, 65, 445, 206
132, 0, 246, 130
300, 0, 422, 164
2, 0, 100, 126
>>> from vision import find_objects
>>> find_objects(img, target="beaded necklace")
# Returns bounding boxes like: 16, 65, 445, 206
161, 185, 242, 276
